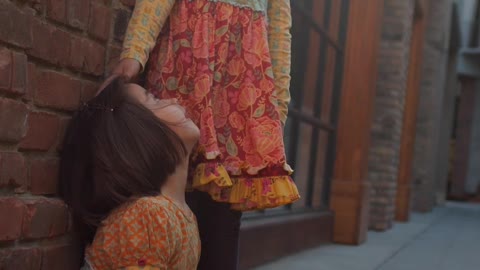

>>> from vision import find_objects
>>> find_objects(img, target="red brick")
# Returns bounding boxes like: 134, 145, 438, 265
0, 98, 28, 142
106, 44, 122, 73
11, 52, 28, 95
69, 35, 84, 71
89, 3, 112, 42
25, 63, 37, 101
22, 198, 68, 239
41, 244, 82, 270
81, 80, 100, 102
55, 117, 71, 152
0, 1, 32, 48
84, 40, 106, 76
114, 9, 131, 42
0, 198, 26, 241
67, 0, 90, 30
0, 49, 27, 95
0, 248, 42, 270
28, 19, 54, 63
51, 29, 71, 67
46, 0, 66, 24
0, 152, 27, 189
69, 38, 106, 75
30, 158, 59, 195
19, 112, 60, 151
29, 20, 71, 67
0, 48, 12, 91
35, 70, 82, 111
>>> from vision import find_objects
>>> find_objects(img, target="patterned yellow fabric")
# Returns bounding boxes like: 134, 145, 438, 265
121, 0, 176, 71
121, 0, 292, 123
85, 196, 200, 270
267, 0, 292, 124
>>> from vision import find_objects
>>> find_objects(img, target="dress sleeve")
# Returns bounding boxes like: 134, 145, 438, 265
120, 0, 176, 70
114, 199, 175, 269
267, 0, 292, 125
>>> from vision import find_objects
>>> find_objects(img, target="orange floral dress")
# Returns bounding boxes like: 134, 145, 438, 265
121, 0, 300, 211
85, 196, 200, 270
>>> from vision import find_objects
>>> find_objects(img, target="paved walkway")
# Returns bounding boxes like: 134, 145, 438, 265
254, 202, 480, 270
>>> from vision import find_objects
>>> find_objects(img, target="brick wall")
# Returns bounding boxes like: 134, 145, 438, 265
412, 0, 453, 212
0, 0, 133, 269
368, 0, 415, 231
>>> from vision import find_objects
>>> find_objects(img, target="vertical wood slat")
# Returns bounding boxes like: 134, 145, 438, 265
395, 1, 429, 222
329, 0, 384, 245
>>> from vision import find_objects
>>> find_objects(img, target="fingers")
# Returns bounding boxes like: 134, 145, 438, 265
95, 74, 122, 97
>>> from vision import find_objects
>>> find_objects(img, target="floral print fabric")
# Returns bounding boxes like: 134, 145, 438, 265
121, 0, 299, 211
85, 196, 200, 270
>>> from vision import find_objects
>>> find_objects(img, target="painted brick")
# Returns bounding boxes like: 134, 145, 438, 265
0, 1, 32, 48
89, 3, 112, 42
0, 248, 42, 270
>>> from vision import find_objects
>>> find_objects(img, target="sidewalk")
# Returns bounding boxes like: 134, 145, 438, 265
254, 202, 480, 270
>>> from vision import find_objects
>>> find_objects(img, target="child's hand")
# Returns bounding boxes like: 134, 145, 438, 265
111, 58, 141, 81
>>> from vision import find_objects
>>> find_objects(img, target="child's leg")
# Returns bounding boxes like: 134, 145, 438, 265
186, 190, 242, 270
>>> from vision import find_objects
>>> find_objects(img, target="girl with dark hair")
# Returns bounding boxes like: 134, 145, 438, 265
59, 78, 201, 270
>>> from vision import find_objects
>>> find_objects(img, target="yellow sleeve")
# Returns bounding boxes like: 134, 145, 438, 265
267, 0, 292, 125
120, 0, 176, 70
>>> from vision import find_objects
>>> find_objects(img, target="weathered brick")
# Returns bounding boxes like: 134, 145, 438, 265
0, 48, 12, 91
26, 63, 37, 101
0, 152, 27, 189
368, 0, 415, 231
22, 198, 68, 239
30, 158, 59, 195
35, 70, 82, 111
84, 40, 106, 76
114, 9, 131, 42
20, 112, 60, 151
47, 0, 66, 24
67, 0, 90, 30
81, 80, 100, 102
11, 52, 28, 95
69, 35, 84, 71
55, 117, 71, 152
0, 98, 28, 142
28, 22, 70, 67
89, 3, 112, 41
28, 19, 54, 63
0, 198, 26, 241
51, 29, 72, 67
0, 1, 32, 48
106, 44, 122, 73
0, 48, 27, 95
0, 248, 42, 270
41, 244, 82, 270
69, 38, 106, 75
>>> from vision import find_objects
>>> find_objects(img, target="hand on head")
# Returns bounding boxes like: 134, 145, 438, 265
96, 58, 142, 96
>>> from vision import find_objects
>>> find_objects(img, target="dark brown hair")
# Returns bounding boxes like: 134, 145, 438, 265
59, 78, 186, 243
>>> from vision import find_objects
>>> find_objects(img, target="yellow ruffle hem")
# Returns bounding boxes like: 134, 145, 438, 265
192, 162, 300, 211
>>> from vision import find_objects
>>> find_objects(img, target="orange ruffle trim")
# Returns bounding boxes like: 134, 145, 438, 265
191, 162, 300, 211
